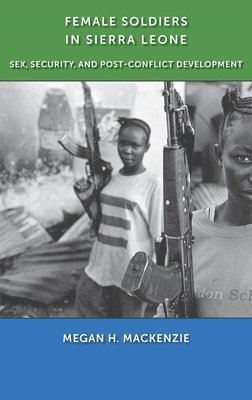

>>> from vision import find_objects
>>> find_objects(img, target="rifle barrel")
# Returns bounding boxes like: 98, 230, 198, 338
163, 82, 179, 147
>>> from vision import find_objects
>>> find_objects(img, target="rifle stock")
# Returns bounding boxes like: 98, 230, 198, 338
122, 82, 196, 318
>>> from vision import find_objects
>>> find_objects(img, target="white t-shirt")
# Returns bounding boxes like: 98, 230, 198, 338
85, 169, 162, 287
193, 207, 252, 317
156, 206, 252, 317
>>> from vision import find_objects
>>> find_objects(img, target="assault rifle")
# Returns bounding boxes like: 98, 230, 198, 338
122, 82, 196, 318
59, 82, 112, 236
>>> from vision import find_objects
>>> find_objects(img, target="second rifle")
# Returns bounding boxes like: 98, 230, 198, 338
122, 81, 196, 318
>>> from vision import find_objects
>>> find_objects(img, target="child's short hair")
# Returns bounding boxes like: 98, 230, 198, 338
219, 89, 252, 146
118, 117, 151, 143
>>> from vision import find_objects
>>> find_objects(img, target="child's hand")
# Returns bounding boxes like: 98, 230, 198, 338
73, 178, 94, 205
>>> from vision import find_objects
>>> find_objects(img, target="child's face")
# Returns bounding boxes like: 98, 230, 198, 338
217, 115, 252, 210
117, 126, 149, 173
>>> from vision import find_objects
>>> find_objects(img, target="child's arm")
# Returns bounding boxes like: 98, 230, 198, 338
148, 179, 163, 256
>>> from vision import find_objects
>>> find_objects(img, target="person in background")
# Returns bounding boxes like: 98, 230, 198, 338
76, 117, 162, 318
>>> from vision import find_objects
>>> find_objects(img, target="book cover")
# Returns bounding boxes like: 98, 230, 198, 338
0, 0, 251, 398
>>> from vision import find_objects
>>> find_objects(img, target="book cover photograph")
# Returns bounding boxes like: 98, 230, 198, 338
0, 80, 251, 319
1, 0, 252, 398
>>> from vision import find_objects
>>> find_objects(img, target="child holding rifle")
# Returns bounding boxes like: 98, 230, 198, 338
156, 89, 252, 317
75, 117, 162, 318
